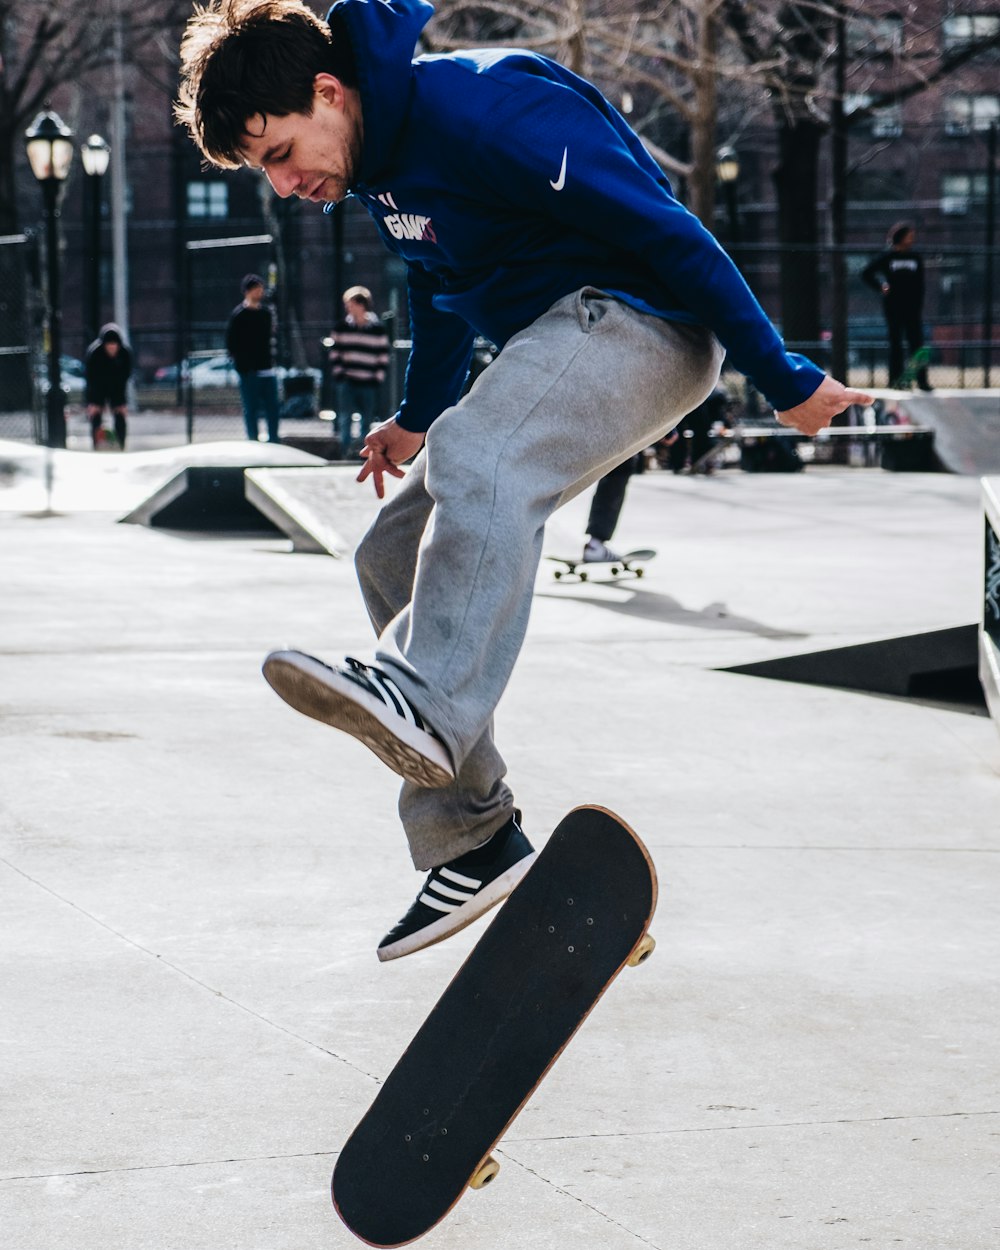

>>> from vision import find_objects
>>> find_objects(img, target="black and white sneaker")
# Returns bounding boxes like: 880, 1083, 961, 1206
377, 813, 537, 961
262, 650, 455, 788
583, 537, 623, 564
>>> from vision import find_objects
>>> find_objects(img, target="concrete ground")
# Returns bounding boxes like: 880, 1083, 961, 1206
1, 442, 998, 1250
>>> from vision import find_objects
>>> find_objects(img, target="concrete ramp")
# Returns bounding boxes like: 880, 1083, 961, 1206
725, 624, 984, 710
891, 391, 1000, 475
121, 464, 287, 532
0, 438, 325, 515
244, 465, 402, 556
117, 443, 329, 532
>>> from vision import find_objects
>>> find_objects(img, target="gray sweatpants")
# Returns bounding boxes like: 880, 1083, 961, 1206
355, 288, 723, 868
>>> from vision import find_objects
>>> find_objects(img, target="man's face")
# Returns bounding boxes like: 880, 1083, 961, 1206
345, 298, 368, 322
239, 74, 362, 205
244, 283, 264, 306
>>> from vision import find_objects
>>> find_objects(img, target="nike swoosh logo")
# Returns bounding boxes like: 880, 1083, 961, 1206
549, 148, 568, 191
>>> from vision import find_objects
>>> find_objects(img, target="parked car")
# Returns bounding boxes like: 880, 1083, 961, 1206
153, 353, 238, 388
34, 355, 87, 397
153, 354, 321, 391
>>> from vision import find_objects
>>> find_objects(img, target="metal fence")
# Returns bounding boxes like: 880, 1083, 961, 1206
0, 234, 40, 443
3, 232, 997, 448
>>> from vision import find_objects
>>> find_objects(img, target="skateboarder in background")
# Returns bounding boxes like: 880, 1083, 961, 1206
178, 0, 871, 961
580, 455, 643, 564
85, 324, 133, 450
861, 222, 933, 391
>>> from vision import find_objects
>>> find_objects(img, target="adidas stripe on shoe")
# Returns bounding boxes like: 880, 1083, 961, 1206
378, 813, 537, 961
262, 650, 454, 788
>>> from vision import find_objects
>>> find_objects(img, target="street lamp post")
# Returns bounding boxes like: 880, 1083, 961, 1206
81, 134, 111, 345
24, 109, 74, 449
716, 146, 741, 247
984, 122, 997, 388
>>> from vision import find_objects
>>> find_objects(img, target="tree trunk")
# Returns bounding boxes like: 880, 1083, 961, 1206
687, 7, 718, 228
772, 117, 824, 345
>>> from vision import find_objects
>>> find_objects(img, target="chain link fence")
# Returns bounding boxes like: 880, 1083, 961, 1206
3, 226, 997, 450
0, 234, 42, 443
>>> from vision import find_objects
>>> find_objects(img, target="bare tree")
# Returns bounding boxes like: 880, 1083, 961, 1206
429, 0, 1000, 342
721, 0, 1000, 341
425, 0, 766, 224
0, 0, 188, 233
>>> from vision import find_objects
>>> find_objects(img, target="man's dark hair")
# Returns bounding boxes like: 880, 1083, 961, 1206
889, 222, 914, 247
176, 0, 358, 170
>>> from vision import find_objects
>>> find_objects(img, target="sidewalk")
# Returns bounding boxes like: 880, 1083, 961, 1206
1, 451, 998, 1250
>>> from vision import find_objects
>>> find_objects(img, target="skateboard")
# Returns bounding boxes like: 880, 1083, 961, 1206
332, 804, 658, 1247
547, 547, 656, 583
894, 345, 932, 389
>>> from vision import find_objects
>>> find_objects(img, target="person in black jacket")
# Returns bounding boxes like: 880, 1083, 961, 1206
85, 324, 133, 450
861, 223, 932, 391
225, 274, 280, 441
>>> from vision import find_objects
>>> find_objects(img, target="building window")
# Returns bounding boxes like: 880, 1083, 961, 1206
940, 171, 991, 214
943, 14, 1000, 51
944, 93, 1000, 134
187, 180, 229, 219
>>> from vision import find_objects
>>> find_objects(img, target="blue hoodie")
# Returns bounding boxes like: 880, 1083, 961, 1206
328, 0, 825, 433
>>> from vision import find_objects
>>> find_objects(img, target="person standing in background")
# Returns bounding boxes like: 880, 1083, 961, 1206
327, 285, 391, 456
85, 324, 133, 450
861, 223, 932, 392
226, 273, 281, 441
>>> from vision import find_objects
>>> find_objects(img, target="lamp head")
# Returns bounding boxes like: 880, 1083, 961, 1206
716, 146, 740, 185
81, 133, 111, 178
24, 109, 74, 182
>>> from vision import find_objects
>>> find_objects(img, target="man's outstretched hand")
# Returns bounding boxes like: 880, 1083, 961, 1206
776, 376, 874, 436
357, 419, 425, 498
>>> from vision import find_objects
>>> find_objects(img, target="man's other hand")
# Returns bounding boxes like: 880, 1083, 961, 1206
357, 419, 425, 498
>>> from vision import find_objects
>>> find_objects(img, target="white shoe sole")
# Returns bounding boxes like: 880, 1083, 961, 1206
377, 851, 538, 962
262, 650, 455, 788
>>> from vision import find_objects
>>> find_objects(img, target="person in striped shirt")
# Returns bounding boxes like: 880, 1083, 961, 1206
327, 285, 390, 456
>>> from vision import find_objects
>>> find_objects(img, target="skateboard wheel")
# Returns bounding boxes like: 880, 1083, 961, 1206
470, 1155, 500, 1190
627, 934, 656, 967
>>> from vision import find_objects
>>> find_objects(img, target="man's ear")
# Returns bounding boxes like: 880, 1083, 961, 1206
313, 72, 346, 110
